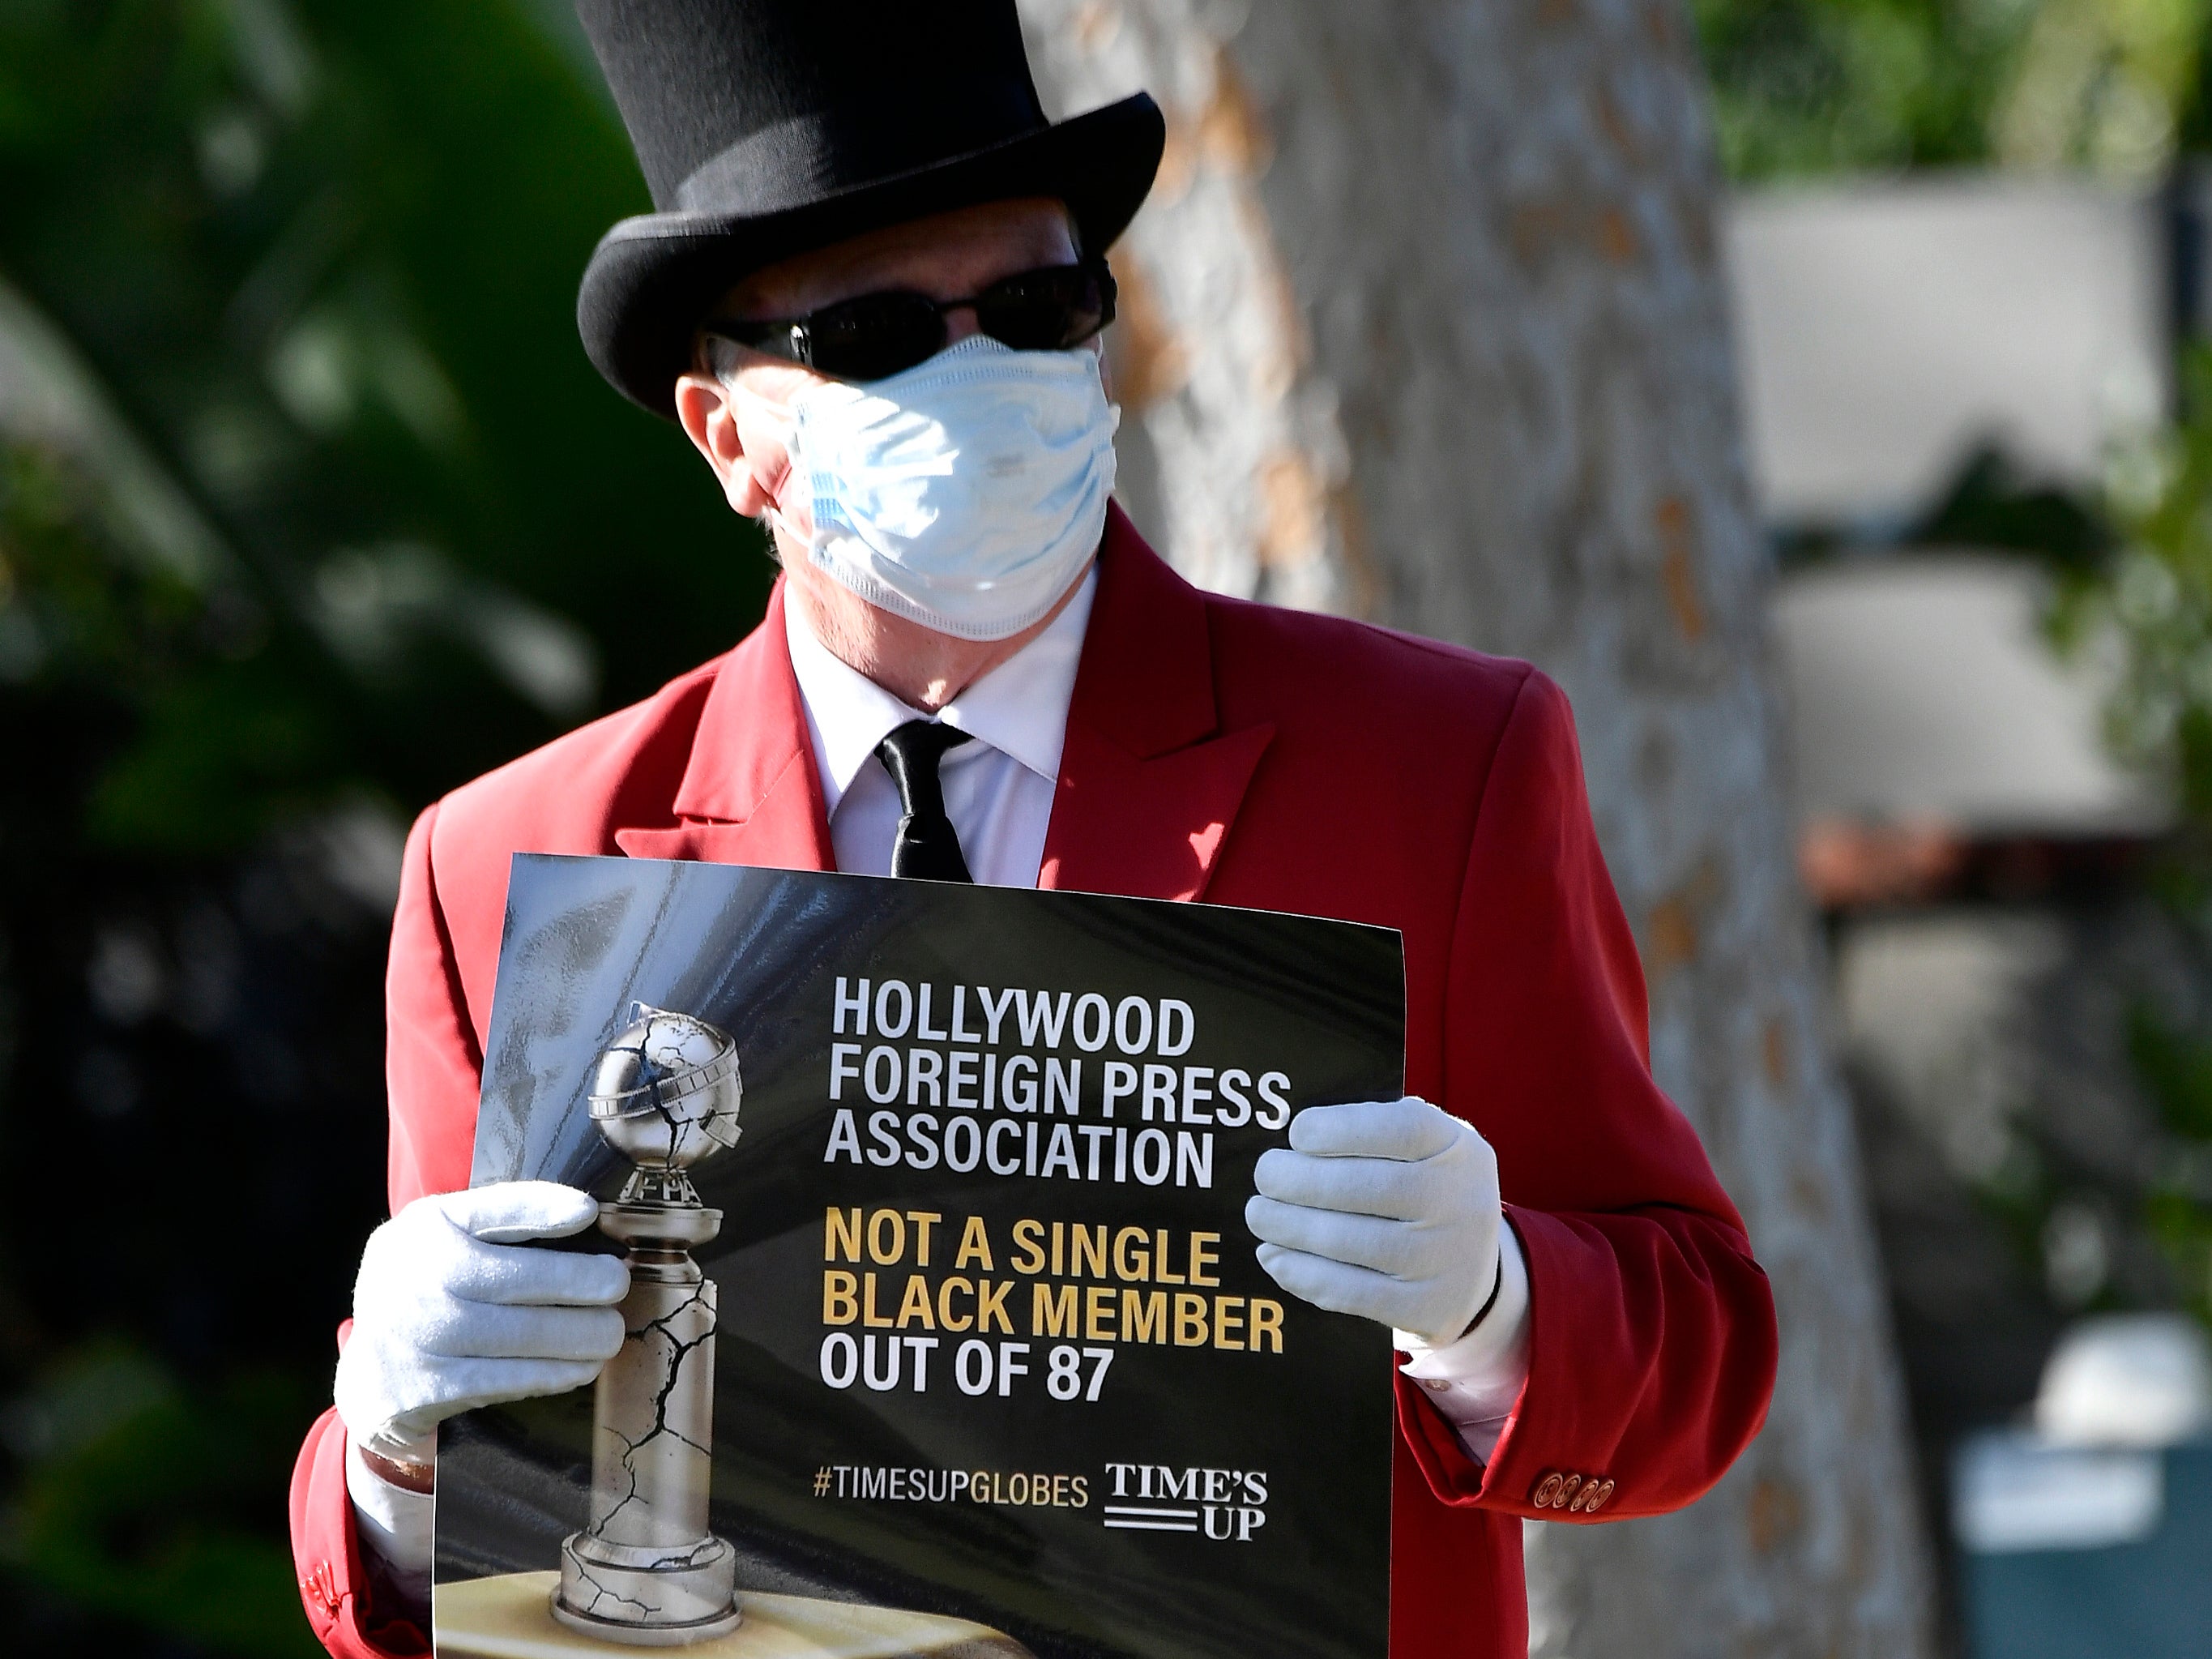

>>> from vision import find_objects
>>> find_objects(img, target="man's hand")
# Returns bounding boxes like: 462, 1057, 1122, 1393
334, 1182, 630, 1464
1244, 1097, 1503, 1347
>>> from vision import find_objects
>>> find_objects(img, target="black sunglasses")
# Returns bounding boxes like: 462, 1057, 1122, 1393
704, 258, 1116, 382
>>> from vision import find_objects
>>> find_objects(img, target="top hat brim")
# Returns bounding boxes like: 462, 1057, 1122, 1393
578, 92, 1166, 418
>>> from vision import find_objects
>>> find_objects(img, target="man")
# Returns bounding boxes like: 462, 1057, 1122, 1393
288, 4, 1778, 1657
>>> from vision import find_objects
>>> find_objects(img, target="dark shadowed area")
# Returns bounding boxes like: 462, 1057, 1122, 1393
0, 3, 767, 1653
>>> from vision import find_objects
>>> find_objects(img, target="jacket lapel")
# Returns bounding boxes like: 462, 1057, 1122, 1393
613, 515, 1272, 899
612, 580, 835, 872
1041, 507, 1274, 902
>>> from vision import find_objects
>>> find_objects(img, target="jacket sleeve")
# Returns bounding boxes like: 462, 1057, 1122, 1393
1398, 669, 1778, 1519
290, 802, 486, 1656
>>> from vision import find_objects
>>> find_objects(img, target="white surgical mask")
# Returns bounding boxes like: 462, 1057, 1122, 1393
730, 335, 1118, 641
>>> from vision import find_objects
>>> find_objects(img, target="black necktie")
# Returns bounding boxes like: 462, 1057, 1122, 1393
874, 720, 974, 883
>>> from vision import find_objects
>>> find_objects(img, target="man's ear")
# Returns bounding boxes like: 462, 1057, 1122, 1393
674, 370, 751, 511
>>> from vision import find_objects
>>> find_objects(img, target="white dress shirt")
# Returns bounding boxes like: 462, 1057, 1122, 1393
1394, 1222, 1533, 1462
784, 567, 1095, 886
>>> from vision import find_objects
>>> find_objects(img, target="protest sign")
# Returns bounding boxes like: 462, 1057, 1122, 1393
433, 854, 1401, 1659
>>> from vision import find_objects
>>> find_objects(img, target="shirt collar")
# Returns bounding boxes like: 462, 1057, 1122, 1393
783, 563, 1098, 818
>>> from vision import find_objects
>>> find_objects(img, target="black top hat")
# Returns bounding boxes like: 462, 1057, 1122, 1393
574, 0, 1164, 417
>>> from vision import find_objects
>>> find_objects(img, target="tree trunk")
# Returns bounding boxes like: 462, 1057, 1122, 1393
1020, 2, 1936, 1653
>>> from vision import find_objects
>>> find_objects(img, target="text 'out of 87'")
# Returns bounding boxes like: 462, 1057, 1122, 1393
820, 1333, 1114, 1400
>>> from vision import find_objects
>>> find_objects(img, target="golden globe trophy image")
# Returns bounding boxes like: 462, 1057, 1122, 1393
553, 1004, 745, 1645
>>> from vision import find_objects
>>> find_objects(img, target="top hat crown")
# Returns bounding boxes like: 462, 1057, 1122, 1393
574, 0, 1164, 417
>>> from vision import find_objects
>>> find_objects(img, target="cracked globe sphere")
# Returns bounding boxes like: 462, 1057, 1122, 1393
587, 1004, 742, 1169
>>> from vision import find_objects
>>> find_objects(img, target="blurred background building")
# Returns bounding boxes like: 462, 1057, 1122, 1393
1715, 19, 2212, 1648
6, 2, 2212, 1657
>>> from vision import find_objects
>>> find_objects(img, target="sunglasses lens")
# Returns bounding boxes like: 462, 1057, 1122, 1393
976, 263, 1113, 351
805, 293, 946, 380
761, 263, 1115, 380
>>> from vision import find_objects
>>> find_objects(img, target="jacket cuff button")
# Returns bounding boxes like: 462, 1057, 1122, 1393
1531, 1472, 1565, 1507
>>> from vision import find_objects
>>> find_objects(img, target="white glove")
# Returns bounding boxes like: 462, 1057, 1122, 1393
334, 1182, 629, 1462
1245, 1096, 1503, 1346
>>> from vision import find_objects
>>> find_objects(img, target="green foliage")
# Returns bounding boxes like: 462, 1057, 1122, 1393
2129, 998, 2212, 1139
1693, 0, 2212, 182
0, 0, 773, 857
0, 5, 776, 1654
1913, 447, 2111, 572
2144, 1181, 2212, 1320
2124, 1004, 2212, 1320
0, 445, 221, 691
1693, 0, 2028, 177
0, 444, 338, 851
2039, 354, 2212, 1323
2065, 349, 2212, 827
2, 1341, 325, 1658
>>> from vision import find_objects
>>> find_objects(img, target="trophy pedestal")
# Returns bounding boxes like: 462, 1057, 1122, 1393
553, 1532, 741, 1645
549, 1007, 747, 1647
552, 1194, 737, 1644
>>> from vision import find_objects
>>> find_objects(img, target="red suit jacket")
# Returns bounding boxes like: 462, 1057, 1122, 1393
290, 507, 1775, 1657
